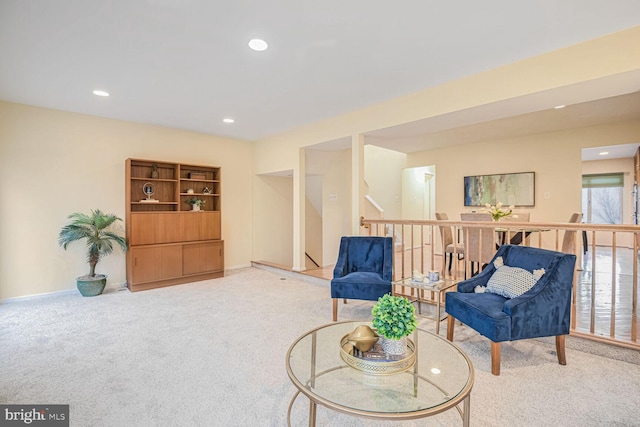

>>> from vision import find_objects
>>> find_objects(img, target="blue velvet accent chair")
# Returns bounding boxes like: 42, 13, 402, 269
445, 245, 576, 375
331, 236, 393, 321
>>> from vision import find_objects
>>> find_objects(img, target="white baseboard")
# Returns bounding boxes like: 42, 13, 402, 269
1, 288, 77, 304
1, 282, 129, 304
225, 263, 252, 271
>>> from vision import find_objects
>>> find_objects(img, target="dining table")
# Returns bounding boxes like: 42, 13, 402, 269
495, 227, 550, 245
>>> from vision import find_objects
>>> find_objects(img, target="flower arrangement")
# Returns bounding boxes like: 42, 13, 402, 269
371, 294, 417, 340
484, 202, 514, 221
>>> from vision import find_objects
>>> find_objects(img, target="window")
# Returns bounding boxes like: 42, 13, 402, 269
581, 173, 624, 224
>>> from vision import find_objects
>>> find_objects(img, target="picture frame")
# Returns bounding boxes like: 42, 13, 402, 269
464, 172, 535, 207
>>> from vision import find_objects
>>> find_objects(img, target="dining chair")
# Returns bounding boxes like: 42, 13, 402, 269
561, 213, 583, 254
435, 212, 465, 274
460, 213, 495, 277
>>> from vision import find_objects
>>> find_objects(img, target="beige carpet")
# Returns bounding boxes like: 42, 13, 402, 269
0, 267, 638, 426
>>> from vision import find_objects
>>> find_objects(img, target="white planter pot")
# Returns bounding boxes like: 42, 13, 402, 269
380, 336, 407, 355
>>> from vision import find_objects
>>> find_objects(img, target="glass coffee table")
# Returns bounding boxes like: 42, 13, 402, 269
393, 277, 460, 335
286, 320, 474, 426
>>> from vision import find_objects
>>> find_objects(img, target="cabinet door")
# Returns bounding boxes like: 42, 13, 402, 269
131, 246, 183, 284
130, 213, 181, 245
182, 241, 224, 275
200, 211, 221, 240
179, 212, 221, 242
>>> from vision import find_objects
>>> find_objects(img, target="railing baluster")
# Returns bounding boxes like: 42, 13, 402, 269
420, 224, 425, 276
400, 224, 407, 295
590, 231, 597, 334
633, 232, 638, 343
571, 224, 579, 331
611, 232, 616, 338
410, 224, 415, 300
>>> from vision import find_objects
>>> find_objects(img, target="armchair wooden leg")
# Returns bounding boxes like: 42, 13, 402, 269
343, 298, 347, 304
491, 341, 501, 376
332, 298, 338, 322
556, 335, 567, 365
446, 315, 455, 341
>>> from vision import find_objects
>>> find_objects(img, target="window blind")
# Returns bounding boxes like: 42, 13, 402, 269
582, 173, 624, 188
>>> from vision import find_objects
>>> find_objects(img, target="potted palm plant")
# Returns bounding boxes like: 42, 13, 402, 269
372, 294, 417, 355
58, 209, 128, 297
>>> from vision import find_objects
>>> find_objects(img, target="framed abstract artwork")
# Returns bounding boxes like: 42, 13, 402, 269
464, 172, 535, 207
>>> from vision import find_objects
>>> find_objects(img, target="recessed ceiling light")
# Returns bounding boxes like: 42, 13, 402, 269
248, 38, 268, 51
93, 90, 109, 97
223, 118, 235, 124
599, 151, 609, 156
431, 368, 441, 375
554, 104, 566, 109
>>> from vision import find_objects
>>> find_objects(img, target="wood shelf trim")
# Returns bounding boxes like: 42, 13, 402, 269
131, 202, 178, 205
180, 178, 219, 183
131, 177, 178, 182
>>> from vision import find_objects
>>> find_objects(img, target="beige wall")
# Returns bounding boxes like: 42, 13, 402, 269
407, 121, 640, 224
306, 149, 352, 266
0, 101, 253, 299
251, 175, 293, 267
305, 198, 322, 268
364, 145, 406, 219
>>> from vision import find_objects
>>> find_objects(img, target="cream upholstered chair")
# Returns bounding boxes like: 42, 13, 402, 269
460, 212, 495, 276
561, 213, 583, 254
435, 212, 465, 273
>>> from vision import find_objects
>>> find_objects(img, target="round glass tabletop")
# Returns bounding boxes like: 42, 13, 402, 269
286, 320, 474, 421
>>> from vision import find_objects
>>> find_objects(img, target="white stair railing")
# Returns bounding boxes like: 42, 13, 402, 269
365, 194, 384, 219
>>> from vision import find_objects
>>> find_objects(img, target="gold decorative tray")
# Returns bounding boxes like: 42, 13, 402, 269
339, 334, 416, 375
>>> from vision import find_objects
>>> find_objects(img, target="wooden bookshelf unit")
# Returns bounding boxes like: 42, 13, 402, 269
125, 158, 223, 291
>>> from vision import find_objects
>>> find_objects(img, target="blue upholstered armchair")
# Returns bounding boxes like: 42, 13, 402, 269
445, 245, 576, 375
331, 236, 393, 321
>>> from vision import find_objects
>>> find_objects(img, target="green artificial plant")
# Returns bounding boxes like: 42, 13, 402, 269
186, 198, 206, 207
371, 294, 417, 340
58, 209, 128, 278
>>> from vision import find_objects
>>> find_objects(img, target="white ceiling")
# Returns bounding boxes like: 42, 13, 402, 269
582, 142, 638, 162
1, 1, 640, 144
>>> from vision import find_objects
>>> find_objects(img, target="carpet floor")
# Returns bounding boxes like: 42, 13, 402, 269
1, 267, 638, 426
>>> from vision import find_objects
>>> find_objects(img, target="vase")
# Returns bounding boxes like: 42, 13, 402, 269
76, 274, 107, 297
192, 205, 200, 211
380, 336, 407, 355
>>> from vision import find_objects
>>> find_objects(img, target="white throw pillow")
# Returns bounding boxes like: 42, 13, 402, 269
486, 257, 545, 298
